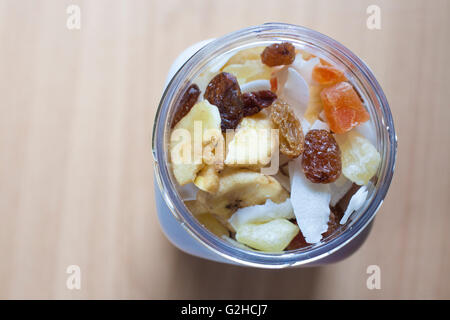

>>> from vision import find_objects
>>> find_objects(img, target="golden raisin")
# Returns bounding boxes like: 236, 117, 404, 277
171, 83, 200, 128
242, 90, 277, 117
302, 129, 342, 183
204, 72, 244, 132
261, 42, 296, 67
270, 100, 304, 158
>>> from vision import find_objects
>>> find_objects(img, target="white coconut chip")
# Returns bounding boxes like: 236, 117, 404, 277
356, 121, 377, 147
240, 79, 271, 93
292, 55, 320, 85
289, 158, 331, 244
278, 68, 310, 120
329, 175, 353, 207
228, 198, 294, 231
310, 119, 330, 131
177, 183, 198, 201
340, 185, 368, 225
301, 118, 311, 135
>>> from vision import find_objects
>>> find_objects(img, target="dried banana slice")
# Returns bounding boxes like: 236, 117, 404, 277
196, 168, 289, 219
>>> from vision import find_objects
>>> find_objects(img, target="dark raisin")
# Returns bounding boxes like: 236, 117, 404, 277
242, 90, 277, 117
322, 209, 339, 238
204, 72, 244, 132
302, 129, 342, 183
286, 231, 309, 250
261, 42, 296, 67
286, 220, 309, 250
171, 83, 200, 128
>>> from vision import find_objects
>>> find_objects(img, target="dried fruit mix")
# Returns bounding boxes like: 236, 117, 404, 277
168, 40, 381, 253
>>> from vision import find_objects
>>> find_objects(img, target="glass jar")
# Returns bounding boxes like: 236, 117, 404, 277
152, 23, 397, 268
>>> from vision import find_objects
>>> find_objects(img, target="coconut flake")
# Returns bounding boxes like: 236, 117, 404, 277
356, 121, 377, 147
310, 119, 330, 131
278, 68, 309, 119
292, 55, 320, 85
289, 158, 331, 243
240, 79, 271, 93
301, 118, 311, 135
329, 175, 353, 207
228, 199, 294, 231
177, 183, 198, 201
340, 186, 368, 224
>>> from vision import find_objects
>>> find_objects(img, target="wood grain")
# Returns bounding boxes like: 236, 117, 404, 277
0, 0, 449, 299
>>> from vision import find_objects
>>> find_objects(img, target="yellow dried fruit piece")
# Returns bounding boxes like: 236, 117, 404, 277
222, 60, 272, 86
194, 165, 220, 193
225, 113, 275, 168
196, 168, 289, 219
169, 100, 222, 185
223, 46, 265, 67
304, 85, 323, 124
184, 200, 209, 216
196, 214, 229, 237
235, 219, 299, 252
335, 130, 381, 185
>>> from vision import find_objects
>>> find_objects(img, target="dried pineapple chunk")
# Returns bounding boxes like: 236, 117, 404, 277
197, 214, 229, 237
222, 60, 272, 86
335, 130, 381, 185
235, 219, 299, 252
228, 199, 294, 231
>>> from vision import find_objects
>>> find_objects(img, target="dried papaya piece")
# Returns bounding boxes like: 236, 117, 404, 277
320, 82, 370, 134
312, 64, 347, 86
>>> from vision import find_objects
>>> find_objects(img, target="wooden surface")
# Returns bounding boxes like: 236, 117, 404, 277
0, 0, 449, 299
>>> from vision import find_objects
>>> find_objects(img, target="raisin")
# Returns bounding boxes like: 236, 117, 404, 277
322, 209, 340, 238
171, 83, 200, 128
204, 72, 244, 132
270, 100, 304, 158
242, 90, 277, 117
261, 42, 296, 67
286, 230, 309, 250
302, 129, 342, 183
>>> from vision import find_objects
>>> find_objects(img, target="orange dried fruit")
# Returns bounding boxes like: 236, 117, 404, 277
312, 64, 346, 86
319, 58, 332, 66
320, 82, 370, 134
270, 76, 278, 92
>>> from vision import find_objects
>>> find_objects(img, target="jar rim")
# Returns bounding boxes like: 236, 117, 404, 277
152, 23, 397, 268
